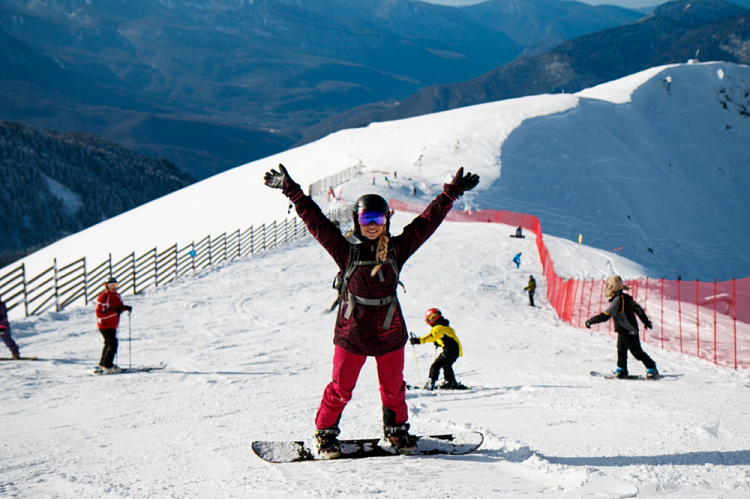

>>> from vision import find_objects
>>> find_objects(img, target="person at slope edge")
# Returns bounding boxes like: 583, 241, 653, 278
264, 164, 479, 459
95, 277, 133, 374
0, 297, 21, 359
524, 275, 536, 307
585, 275, 658, 379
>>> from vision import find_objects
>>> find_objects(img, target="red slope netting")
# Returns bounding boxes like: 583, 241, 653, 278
391, 200, 750, 370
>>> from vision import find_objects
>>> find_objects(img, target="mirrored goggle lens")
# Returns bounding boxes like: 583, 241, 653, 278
357, 209, 387, 226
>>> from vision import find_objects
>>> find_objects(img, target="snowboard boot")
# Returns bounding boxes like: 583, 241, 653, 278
423, 379, 436, 391
646, 367, 659, 379
383, 423, 418, 454
440, 381, 468, 390
11, 353, 20, 360
614, 367, 628, 379
314, 427, 341, 459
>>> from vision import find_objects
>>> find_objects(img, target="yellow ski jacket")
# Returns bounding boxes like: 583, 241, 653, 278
418, 324, 462, 357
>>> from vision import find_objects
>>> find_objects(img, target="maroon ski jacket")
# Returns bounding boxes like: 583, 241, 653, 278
286, 185, 456, 357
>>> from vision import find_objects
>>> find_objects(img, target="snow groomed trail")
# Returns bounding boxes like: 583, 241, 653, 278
2, 221, 749, 498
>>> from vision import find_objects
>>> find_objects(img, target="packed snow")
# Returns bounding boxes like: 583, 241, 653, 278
2, 62, 750, 498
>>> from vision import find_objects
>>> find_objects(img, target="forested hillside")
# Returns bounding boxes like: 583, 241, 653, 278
0, 121, 195, 266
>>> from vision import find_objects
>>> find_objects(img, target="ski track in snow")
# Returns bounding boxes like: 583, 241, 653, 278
2, 222, 749, 498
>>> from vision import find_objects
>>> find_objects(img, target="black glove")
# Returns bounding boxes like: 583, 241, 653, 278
584, 319, 592, 329
123, 305, 133, 313
443, 167, 480, 199
264, 164, 301, 197
644, 320, 653, 330
264, 164, 287, 189
409, 336, 420, 345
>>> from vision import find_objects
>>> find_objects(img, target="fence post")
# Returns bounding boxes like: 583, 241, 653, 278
152, 247, 157, 288
208, 235, 212, 267
643, 277, 649, 343
22, 262, 29, 318
713, 279, 717, 365
249, 225, 254, 256
53, 258, 60, 312
732, 278, 737, 370
696, 279, 700, 359
84, 257, 88, 306
132, 251, 137, 295
236, 229, 240, 260
660, 278, 664, 348
677, 278, 683, 353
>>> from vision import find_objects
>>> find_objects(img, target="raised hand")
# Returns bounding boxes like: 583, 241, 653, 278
444, 167, 480, 198
264, 164, 290, 189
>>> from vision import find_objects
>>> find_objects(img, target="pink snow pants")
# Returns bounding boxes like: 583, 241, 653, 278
315, 345, 407, 430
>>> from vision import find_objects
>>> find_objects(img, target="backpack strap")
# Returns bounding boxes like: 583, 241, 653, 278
335, 242, 404, 329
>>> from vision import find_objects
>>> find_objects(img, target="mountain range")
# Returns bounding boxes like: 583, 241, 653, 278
0, 121, 195, 267
306, 0, 750, 141
0, 0, 644, 179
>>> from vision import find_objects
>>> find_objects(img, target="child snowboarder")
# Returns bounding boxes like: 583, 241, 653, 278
524, 276, 536, 306
410, 308, 464, 390
95, 278, 132, 374
585, 275, 658, 379
264, 164, 479, 459
0, 297, 21, 359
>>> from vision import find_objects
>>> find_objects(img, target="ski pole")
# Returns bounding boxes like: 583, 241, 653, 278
409, 333, 422, 387
127, 312, 132, 369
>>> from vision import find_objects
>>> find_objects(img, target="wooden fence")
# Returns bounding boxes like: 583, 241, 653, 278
0, 165, 361, 319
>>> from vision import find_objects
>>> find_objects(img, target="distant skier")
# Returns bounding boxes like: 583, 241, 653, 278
0, 297, 21, 359
410, 308, 464, 390
524, 276, 536, 307
585, 275, 658, 379
512, 252, 522, 268
95, 278, 132, 374
264, 163, 479, 459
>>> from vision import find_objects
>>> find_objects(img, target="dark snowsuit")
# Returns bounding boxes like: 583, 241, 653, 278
282, 178, 459, 428
524, 277, 536, 306
0, 299, 20, 357
587, 291, 656, 373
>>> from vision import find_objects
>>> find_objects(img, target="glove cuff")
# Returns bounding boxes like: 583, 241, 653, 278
282, 180, 303, 200
442, 183, 462, 200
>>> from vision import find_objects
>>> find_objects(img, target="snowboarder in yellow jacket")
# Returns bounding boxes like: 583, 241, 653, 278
410, 308, 465, 390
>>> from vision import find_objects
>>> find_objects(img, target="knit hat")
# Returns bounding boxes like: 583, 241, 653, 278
605, 275, 628, 297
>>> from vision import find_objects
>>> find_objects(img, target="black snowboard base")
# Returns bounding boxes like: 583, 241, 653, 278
406, 383, 473, 391
92, 364, 166, 375
0, 356, 38, 361
590, 370, 655, 380
252, 431, 484, 463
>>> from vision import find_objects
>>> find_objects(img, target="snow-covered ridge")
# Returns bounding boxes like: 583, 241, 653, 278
5, 62, 750, 283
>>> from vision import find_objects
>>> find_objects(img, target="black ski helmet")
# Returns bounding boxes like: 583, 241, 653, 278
352, 194, 390, 233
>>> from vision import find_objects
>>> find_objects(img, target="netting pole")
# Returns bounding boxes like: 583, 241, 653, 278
713, 279, 717, 366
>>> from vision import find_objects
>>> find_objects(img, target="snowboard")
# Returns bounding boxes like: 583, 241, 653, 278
406, 383, 473, 391
93, 364, 166, 375
509, 235, 526, 239
0, 356, 38, 361
252, 431, 484, 463
590, 371, 654, 381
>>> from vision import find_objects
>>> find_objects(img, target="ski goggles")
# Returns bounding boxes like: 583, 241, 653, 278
357, 209, 388, 226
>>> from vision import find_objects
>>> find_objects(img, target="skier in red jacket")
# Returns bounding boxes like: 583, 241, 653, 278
264, 164, 479, 458
95, 278, 132, 374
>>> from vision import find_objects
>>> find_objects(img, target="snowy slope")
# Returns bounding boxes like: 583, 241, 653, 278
2, 62, 750, 498
7, 62, 750, 284
2, 220, 749, 498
